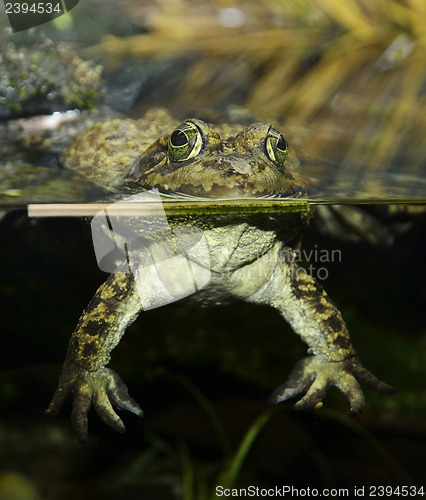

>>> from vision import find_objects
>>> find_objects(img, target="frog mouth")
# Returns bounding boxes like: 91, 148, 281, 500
145, 181, 306, 199
136, 154, 305, 199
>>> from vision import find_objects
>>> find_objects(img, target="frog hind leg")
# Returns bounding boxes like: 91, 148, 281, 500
248, 246, 395, 414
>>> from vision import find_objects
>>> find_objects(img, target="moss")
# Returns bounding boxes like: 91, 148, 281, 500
0, 39, 105, 118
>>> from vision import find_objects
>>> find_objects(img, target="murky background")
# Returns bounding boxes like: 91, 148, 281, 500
1, 1, 426, 499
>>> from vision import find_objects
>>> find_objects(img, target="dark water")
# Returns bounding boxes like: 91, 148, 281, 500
1, 206, 425, 499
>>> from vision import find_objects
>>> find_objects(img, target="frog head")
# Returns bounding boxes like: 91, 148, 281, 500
129, 118, 304, 198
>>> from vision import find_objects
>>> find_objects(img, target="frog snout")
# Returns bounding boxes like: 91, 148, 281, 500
204, 155, 265, 177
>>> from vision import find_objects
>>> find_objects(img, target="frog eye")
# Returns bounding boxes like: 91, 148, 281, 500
265, 128, 288, 167
168, 121, 203, 162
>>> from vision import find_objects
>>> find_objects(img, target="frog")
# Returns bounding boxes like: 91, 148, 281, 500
45, 108, 395, 442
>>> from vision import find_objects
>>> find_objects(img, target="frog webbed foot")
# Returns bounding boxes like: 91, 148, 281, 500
45, 362, 143, 443
269, 355, 395, 415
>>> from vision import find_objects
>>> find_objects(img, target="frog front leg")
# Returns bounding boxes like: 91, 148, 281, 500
249, 247, 395, 414
45, 272, 144, 442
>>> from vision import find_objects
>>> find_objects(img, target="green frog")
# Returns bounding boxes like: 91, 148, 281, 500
46, 109, 394, 442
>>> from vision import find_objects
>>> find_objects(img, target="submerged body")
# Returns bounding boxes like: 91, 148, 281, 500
46, 109, 394, 441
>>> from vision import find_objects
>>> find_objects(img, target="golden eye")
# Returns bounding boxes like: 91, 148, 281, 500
265, 128, 288, 167
168, 121, 203, 162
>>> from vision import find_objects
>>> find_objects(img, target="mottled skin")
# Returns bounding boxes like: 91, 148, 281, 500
47, 109, 394, 442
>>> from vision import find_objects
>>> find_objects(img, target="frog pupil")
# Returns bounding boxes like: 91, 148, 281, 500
170, 130, 188, 147
277, 135, 287, 152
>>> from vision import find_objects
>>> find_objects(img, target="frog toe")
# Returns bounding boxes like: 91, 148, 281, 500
348, 361, 395, 395
108, 389, 143, 417
71, 386, 92, 443
100, 368, 143, 418
45, 381, 73, 417
332, 371, 365, 415
268, 356, 315, 404
92, 390, 126, 435
292, 376, 332, 411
